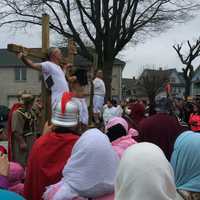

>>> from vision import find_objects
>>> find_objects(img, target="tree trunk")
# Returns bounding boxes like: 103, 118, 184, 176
102, 59, 114, 100
185, 78, 191, 100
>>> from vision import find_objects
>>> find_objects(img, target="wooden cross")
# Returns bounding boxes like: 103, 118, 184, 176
88, 53, 98, 127
41, 14, 50, 126
7, 14, 79, 127
7, 14, 50, 126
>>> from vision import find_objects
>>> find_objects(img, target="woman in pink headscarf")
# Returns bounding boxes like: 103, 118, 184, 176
8, 162, 25, 196
105, 117, 138, 158
0, 145, 24, 196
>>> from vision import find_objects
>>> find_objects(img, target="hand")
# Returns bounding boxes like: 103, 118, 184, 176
16, 52, 24, 59
16, 52, 27, 60
68, 76, 77, 82
67, 63, 73, 68
42, 121, 54, 135
0, 154, 9, 177
19, 142, 27, 151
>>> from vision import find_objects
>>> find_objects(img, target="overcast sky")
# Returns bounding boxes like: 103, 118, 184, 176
0, 14, 200, 78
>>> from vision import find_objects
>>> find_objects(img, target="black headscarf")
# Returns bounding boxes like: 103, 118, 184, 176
106, 124, 127, 142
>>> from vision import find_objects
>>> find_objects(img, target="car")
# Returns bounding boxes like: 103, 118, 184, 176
0, 105, 10, 122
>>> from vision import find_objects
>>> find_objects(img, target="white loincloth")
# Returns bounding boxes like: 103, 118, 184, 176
93, 95, 104, 114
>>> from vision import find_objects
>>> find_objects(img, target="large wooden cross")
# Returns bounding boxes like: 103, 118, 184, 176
7, 14, 77, 126
7, 14, 50, 126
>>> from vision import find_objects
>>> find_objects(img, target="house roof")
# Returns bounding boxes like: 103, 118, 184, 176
0, 49, 24, 66
140, 68, 185, 83
122, 78, 137, 88
0, 48, 125, 67
141, 68, 176, 76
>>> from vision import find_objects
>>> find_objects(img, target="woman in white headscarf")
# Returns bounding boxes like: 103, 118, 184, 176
115, 142, 182, 200
43, 128, 119, 200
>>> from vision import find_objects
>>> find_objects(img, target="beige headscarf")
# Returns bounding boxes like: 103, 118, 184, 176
115, 142, 177, 200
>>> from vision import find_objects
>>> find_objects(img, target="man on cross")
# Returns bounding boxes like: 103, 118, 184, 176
17, 47, 69, 110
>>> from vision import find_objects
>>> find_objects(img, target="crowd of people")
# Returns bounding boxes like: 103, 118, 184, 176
0, 47, 200, 200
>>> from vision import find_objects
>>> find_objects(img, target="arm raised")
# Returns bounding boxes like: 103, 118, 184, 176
17, 52, 42, 71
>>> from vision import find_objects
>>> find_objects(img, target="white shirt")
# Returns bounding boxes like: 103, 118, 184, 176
103, 106, 118, 125
41, 61, 69, 109
93, 77, 106, 97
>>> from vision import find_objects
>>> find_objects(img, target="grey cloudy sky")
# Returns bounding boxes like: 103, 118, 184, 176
122, 14, 200, 78
0, 14, 200, 78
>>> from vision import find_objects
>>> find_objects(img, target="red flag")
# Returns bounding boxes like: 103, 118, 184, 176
165, 83, 171, 94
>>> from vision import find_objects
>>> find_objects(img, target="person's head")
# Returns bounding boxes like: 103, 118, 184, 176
105, 117, 138, 142
193, 103, 200, 113
96, 70, 103, 79
0, 145, 7, 154
60, 58, 73, 71
51, 92, 80, 133
184, 102, 194, 113
17, 91, 23, 102
8, 162, 24, 185
107, 99, 113, 108
129, 102, 145, 123
47, 47, 62, 64
43, 128, 119, 200
112, 99, 117, 107
115, 143, 176, 200
171, 131, 200, 193
33, 95, 42, 110
21, 92, 34, 111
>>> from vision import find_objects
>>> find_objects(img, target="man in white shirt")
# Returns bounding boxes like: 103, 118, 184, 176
17, 48, 69, 110
93, 70, 106, 124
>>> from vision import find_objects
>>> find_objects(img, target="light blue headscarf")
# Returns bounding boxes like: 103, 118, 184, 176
171, 131, 200, 192
0, 189, 25, 200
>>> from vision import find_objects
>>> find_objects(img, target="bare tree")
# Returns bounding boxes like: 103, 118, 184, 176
173, 39, 200, 99
0, 0, 199, 98
139, 69, 169, 114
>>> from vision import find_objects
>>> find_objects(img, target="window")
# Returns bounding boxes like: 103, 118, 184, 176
170, 77, 176, 83
15, 67, 27, 81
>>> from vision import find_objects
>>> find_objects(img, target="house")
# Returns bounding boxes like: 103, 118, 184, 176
143, 68, 185, 99
122, 77, 146, 100
191, 65, 200, 97
0, 49, 41, 107
0, 48, 125, 107
168, 69, 185, 98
